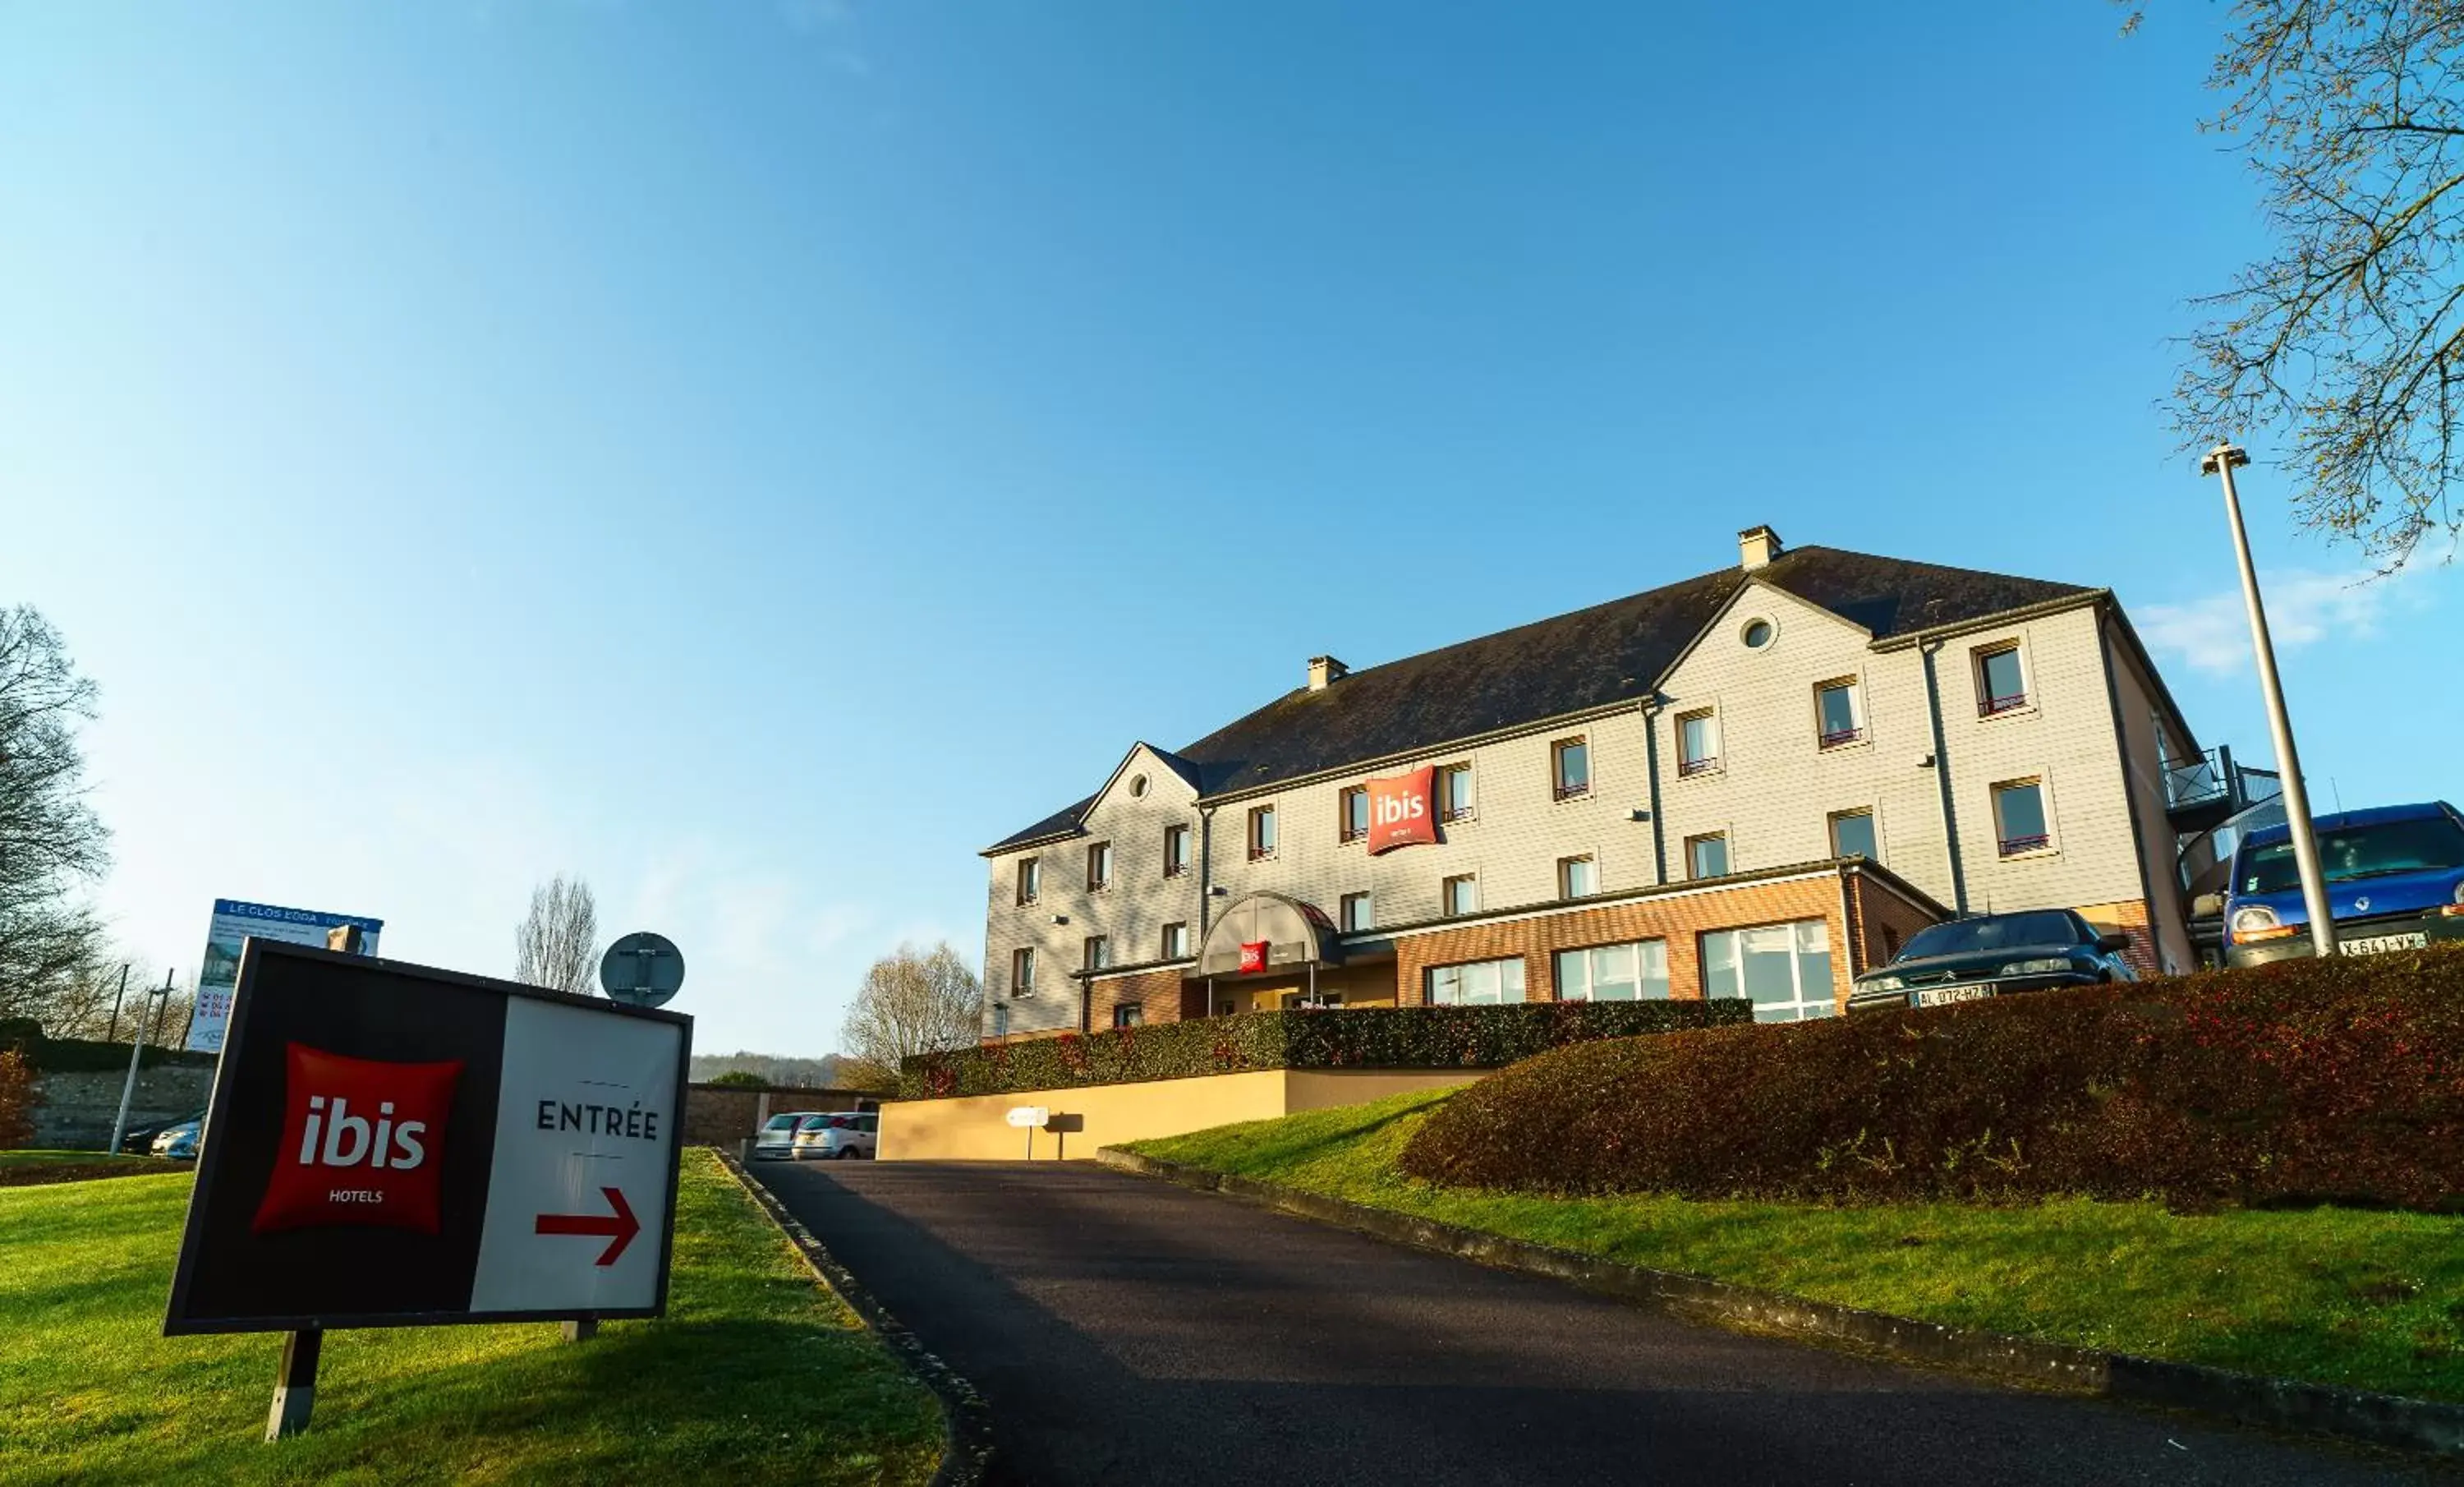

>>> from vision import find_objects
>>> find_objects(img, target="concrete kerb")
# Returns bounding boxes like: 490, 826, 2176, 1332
718, 1151, 997, 1487
1094, 1145, 2464, 1462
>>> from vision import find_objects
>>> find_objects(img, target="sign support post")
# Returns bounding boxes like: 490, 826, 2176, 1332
260, 926, 369, 1441
264, 1326, 322, 1441
563, 1319, 596, 1343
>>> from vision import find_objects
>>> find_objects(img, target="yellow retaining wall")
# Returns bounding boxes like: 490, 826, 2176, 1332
878, 1067, 1487, 1162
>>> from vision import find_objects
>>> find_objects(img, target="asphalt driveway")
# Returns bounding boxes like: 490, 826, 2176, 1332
757, 1160, 2442, 1486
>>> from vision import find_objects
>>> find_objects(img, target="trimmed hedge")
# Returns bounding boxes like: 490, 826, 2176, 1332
899, 1000, 1753, 1100
0, 1020, 214, 1075
1400, 945, 2464, 1211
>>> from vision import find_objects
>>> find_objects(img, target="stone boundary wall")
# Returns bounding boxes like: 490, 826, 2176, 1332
27, 1065, 217, 1150
681, 1084, 882, 1148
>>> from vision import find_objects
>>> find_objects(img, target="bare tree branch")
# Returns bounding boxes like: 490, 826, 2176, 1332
2144, 0, 2464, 567
513, 874, 600, 996
839, 943, 982, 1078
0, 606, 111, 1027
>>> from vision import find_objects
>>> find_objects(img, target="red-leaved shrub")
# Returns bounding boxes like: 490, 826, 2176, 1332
1398, 946, 2464, 1211
0, 1048, 41, 1150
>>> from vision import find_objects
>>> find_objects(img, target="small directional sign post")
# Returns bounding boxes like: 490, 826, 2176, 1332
164, 940, 691, 1439
1008, 1105, 1050, 1160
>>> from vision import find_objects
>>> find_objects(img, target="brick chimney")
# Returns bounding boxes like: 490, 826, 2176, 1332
1738, 525, 1782, 570
1307, 655, 1349, 692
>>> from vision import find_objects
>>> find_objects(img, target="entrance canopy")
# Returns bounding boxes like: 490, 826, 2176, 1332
1196, 892, 1342, 978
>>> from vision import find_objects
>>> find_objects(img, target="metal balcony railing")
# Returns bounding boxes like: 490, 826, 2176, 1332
2162, 744, 2282, 835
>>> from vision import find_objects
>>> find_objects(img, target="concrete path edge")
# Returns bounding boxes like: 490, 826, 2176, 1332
1092, 1145, 2464, 1460
719, 1152, 999, 1487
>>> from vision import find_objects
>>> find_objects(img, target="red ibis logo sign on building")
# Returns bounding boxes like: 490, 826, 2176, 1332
1366, 766, 1438, 854
1239, 941, 1270, 974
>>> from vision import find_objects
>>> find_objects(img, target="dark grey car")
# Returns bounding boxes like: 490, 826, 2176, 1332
1848, 909, 2135, 1013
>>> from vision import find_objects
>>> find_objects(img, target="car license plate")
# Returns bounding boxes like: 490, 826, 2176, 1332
2338, 932, 2428, 957
1914, 984, 1996, 1008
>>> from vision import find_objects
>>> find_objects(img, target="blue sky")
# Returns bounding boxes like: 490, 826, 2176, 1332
3, 2, 2455, 1054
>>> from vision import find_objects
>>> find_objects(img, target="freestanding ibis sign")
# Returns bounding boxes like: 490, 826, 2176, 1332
165, 939, 692, 1339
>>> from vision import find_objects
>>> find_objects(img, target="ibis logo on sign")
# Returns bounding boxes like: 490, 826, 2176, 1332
1366, 766, 1439, 854
254, 1043, 462, 1237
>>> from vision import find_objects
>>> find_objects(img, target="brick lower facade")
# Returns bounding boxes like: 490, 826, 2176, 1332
2077, 898, 2160, 978
1390, 867, 1902, 1011
985, 861, 1972, 1043
1087, 966, 1186, 1030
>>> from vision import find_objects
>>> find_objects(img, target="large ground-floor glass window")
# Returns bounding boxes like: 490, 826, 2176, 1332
1425, 956, 1526, 1005
1552, 940, 1669, 1001
1701, 920, 1835, 1022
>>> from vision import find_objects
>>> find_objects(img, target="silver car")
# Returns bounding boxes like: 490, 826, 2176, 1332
752, 1111, 821, 1160
791, 1112, 879, 1160
151, 1118, 204, 1161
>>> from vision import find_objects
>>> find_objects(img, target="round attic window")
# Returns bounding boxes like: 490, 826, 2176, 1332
1741, 618, 1776, 650
1129, 774, 1149, 798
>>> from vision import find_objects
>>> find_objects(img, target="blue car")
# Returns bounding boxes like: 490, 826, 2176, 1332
2223, 801, 2464, 967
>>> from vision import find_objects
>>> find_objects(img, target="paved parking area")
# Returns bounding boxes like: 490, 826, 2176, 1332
757, 1160, 2440, 1486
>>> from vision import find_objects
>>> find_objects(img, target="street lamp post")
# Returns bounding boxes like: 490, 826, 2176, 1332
2201, 443, 2337, 957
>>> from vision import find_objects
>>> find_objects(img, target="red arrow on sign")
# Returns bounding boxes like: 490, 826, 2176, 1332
535, 1185, 640, 1266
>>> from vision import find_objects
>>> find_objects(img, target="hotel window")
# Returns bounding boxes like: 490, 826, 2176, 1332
1442, 874, 1479, 917
1828, 808, 1878, 862
1083, 935, 1110, 970
1439, 763, 1474, 821
1161, 921, 1189, 959
1282, 988, 1345, 1009
1676, 709, 1720, 776
1163, 824, 1193, 877
1340, 891, 1373, 932
1425, 956, 1525, 1006
1702, 920, 1835, 1023
1087, 840, 1113, 891
1015, 858, 1041, 906
1112, 1002, 1143, 1029
1009, 946, 1037, 998
1553, 939, 1670, 1001
1976, 643, 2029, 716
990, 1002, 1009, 1037
1685, 832, 1729, 880
1993, 778, 2051, 855
1557, 854, 1597, 899
1815, 679, 1864, 748
1551, 736, 1591, 799
1340, 786, 1368, 843
1248, 804, 1277, 861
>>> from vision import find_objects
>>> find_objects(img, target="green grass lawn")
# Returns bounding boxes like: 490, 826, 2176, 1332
1128, 1089, 2464, 1404
0, 1150, 183, 1187
0, 1149, 942, 1486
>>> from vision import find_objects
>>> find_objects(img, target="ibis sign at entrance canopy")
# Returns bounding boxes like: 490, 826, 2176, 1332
165, 941, 691, 1335
1366, 766, 1439, 855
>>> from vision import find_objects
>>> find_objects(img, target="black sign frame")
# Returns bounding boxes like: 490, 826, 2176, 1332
163, 939, 694, 1336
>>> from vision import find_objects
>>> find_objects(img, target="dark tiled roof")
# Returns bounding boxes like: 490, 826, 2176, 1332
985, 545, 2097, 852
1758, 546, 2090, 644
986, 795, 1097, 853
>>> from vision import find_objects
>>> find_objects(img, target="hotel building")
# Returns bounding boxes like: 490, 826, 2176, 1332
977, 527, 2212, 1043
